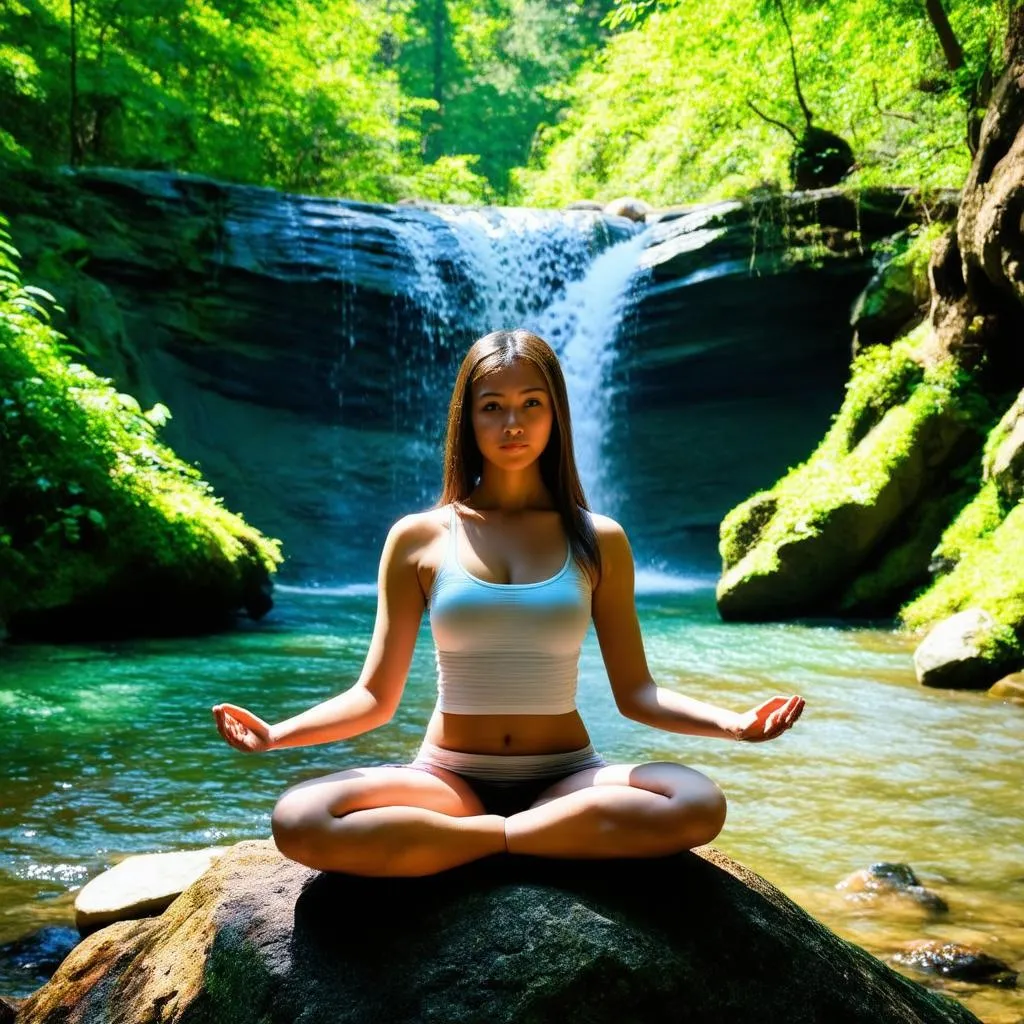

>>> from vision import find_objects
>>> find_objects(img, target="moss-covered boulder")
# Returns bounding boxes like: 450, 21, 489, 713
716, 333, 988, 621
15, 840, 980, 1024
0, 218, 282, 642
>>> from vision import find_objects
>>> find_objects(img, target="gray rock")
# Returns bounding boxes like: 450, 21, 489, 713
16, 840, 980, 1024
603, 196, 650, 221
913, 609, 1005, 689
892, 942, 1018, 988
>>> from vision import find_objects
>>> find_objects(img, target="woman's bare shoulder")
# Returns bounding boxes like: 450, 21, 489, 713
387, 506, 451, 552
585, 510, 628, 542
585, 511, 633, 584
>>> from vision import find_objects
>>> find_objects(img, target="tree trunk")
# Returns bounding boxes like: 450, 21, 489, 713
69, 0, 81, 166
432, 0, 445, 115
924, 0, 964, 71
926, 6, 1024, 383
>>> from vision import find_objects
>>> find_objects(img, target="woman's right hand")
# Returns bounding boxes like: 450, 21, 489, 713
212, 703, 275, 753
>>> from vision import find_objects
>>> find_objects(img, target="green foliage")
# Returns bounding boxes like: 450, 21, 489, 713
0, 0, 613, 202
0, 217, 282, 629
928, 478, 1005, 571
0, 0, 1011, 205
392, 0, 614, 199
517, 0, 1008, 205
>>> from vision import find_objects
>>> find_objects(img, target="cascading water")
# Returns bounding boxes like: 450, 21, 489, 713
399, 206, 652, 515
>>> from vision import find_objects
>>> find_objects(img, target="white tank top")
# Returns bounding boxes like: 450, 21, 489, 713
428, 505, 592, 715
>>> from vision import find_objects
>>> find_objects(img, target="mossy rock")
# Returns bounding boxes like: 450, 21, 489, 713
0, 216, 282, 642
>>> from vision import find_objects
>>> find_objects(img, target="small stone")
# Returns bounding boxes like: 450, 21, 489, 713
74, 847, 229, 933
913, 609, 1003, 689
836, 863, 948, 913
603, 197, 650, 222
989, 673, 1024, 703
892, 941, 1018, 987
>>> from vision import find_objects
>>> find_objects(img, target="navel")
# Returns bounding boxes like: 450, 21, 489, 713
503, 733, 512, 748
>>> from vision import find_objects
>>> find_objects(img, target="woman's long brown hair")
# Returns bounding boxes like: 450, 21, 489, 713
436, 328, 601, 585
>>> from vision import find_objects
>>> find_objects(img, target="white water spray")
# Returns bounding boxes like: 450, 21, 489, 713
406, 206, 651, 511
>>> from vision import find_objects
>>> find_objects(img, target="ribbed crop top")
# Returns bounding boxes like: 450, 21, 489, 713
428, 506, 592, 715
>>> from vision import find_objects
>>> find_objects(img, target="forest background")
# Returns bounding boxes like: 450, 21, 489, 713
0, 0, 1012, 209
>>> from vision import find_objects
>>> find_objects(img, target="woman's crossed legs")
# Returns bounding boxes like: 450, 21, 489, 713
271, 761, 727, 877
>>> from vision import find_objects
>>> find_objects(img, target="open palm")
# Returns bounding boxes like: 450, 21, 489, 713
734, 695, 805, 742
212, 703, 274, 753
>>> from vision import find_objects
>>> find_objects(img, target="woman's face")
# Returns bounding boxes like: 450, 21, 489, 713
470, 358, 554, 471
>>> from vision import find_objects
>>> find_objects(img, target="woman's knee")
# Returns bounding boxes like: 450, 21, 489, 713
668, 772, 727, 849
271, 788, 324, 860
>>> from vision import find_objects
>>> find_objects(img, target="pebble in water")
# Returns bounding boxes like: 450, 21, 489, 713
836, 862, 949, 913
892, 941, 1019, 988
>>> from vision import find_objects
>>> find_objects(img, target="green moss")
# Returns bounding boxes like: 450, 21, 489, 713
878, 221, 946, 282
0, 218, 282, 636
197, 930, 275, 1024
898, 386, 1024, 655
837, 484, 972, 615
928, 479, 1005, 571
721, 333, 938, 579
901, 502, 1024, 636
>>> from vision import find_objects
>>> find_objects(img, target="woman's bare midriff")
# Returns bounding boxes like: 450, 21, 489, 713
424, 708, 592, 755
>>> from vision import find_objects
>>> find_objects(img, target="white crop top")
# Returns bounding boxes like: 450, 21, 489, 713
428, 505, 592, 715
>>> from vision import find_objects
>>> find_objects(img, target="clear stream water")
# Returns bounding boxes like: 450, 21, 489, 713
1, 586, 1021, 1021
1, 204, 1021, 1022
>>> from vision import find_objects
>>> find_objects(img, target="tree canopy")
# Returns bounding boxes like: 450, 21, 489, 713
0, 0, 1011, 205
516, 0, 1009, 205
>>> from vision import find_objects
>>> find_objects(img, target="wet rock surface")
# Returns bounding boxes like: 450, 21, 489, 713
17, 840, 981, 1024
837, 863, 949, 914
892, 942, 1019, 988
0, 927, 78, 997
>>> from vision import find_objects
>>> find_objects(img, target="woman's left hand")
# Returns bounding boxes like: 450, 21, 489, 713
730, 695, 805, 742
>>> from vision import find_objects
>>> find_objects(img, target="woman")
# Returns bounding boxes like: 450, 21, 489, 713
213, 328, 805, 877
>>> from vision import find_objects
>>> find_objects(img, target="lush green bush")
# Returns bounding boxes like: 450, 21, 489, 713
0, 217, 282, 634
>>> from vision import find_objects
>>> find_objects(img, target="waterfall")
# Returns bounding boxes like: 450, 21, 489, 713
398, 206, 650, 515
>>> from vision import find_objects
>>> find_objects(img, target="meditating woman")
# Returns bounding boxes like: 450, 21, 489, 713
212, 327, 805, 877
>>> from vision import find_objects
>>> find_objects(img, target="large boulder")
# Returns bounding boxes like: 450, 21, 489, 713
16, 841, 978, 1024
716, 395, 969, 622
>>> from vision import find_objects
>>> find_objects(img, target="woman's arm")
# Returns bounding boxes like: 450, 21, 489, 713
591, 516, 804, 742
212, 514, 430, 753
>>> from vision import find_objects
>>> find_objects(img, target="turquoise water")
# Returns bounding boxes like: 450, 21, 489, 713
1, 581, 1021, 1021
